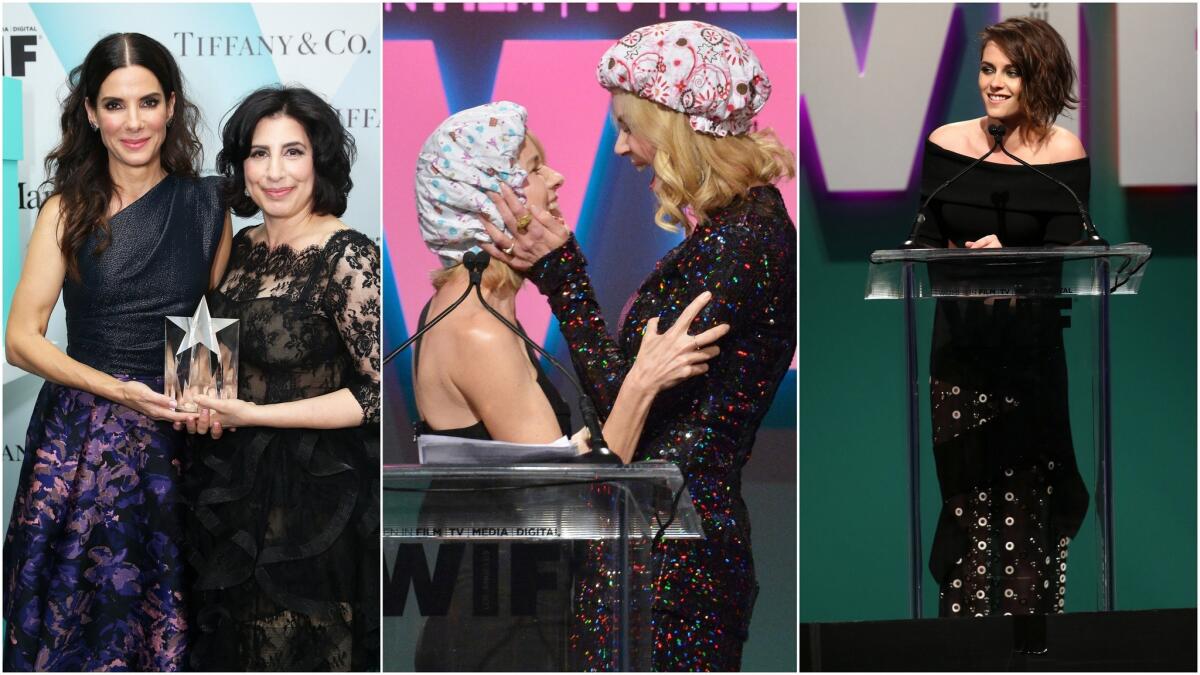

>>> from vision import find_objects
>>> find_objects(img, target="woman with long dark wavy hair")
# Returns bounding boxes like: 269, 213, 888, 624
3, 32, 231, 671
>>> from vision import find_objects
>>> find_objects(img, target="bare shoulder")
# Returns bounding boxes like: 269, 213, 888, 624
928, 120, 977, 154
445, 312, 535, 398
241, 222, 267, 245
33, 194, 64, 244
451, 313, 525, 361
319, 216, 351, 239
36, 193, 62, 224
40, 193, 62, 213
1044, 125, 1087, 161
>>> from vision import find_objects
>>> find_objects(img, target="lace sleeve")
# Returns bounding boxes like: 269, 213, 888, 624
323, 230, 382, 424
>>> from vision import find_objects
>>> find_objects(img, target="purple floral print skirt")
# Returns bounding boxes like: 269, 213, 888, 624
3, 376, 188, 671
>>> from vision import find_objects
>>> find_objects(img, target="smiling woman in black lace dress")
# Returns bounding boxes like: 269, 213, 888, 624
180, 86, 380, 671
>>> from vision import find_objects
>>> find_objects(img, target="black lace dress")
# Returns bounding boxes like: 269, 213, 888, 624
183, 226, 381, 671
915, 140, 1091, 617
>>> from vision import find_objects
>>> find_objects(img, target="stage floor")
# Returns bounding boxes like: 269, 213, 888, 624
801, 608, 1196, 671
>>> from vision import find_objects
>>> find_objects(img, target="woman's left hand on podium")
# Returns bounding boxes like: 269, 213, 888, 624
965, 234, 1003, 248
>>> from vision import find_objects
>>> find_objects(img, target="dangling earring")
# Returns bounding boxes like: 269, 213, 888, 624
89, 120, 99, 132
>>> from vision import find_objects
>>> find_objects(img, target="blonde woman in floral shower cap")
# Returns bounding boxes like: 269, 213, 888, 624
481, 21, 797, 671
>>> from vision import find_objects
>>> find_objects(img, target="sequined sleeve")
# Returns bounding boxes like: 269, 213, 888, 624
528, 197, 796, 430
638, 207, 796, 437
527, 235, 630, 415
323, 231, 382, 424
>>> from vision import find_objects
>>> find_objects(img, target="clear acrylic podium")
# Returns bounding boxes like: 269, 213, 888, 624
866, 244, 1151, 619
382, 461, 703, 671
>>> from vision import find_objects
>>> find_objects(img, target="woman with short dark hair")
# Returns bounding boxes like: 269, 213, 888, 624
180, 85, 379, 671
914, 17, 1091, 617
217, 86, 356, 220
3, 32, 231, 671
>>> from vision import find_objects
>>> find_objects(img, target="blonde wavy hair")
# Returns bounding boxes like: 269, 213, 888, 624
612, 90, 795, 232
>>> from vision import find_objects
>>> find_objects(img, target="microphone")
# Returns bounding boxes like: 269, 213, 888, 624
903, 129, 1005, 248
465, 252, 621, 464
989, 124, 1107, 246
382, 248, 491, 365
463, 248, 489, 286
382, 249, 620, 464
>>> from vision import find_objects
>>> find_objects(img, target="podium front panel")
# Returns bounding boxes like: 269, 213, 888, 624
863, 248, 1152, 620
901, 290, 1108, 619
381, 462, 701, 671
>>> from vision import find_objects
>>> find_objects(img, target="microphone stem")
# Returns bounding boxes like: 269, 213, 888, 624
994, 140, 1107, 246
382, 282, 473, 365
904, 138, 1001, 248
471, 284, 617, 459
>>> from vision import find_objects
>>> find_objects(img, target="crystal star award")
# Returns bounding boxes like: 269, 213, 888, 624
165, 297, 239, 413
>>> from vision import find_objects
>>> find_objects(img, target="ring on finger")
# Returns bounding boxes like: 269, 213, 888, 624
503, 245, 515, 255
516, 213, 533, 231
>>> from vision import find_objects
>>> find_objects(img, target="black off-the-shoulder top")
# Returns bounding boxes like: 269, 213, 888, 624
915, 139, 1091, 248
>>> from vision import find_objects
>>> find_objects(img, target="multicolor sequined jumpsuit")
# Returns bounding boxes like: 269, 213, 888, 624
528, 185, 796, 671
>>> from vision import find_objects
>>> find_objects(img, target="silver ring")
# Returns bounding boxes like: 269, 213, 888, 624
503, 245, 515, 255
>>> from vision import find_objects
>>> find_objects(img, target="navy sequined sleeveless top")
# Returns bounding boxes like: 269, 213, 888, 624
63, 175, 225, 376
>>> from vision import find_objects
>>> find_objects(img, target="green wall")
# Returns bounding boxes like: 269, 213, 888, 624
800, 4, 1196, 622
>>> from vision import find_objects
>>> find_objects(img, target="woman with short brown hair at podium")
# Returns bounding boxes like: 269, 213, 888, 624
913, 16, 1092, 618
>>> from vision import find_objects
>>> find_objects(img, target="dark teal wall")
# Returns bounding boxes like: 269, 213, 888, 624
800, 4, 1196, 622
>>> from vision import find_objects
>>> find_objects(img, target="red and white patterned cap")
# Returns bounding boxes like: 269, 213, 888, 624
596, 21, 771, 137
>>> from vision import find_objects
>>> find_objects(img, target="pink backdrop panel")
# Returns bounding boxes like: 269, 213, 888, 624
491, 39, 615, 337
383, 40, 450, 335
750, 41, 798, 369
750, 40, 798, 223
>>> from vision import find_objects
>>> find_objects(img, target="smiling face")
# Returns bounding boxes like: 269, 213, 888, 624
85, 65, 174, 172
610, 93, 657, 170
242, 114, 316, 222
517, 130, 564, 216
979, 41, 1023, 122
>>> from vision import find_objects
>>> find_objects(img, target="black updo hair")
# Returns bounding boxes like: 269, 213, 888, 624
217, 85, 356, 217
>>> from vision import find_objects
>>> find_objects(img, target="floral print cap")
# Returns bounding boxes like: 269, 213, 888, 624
596, 21, 772, 137
415, 101, 529, 268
